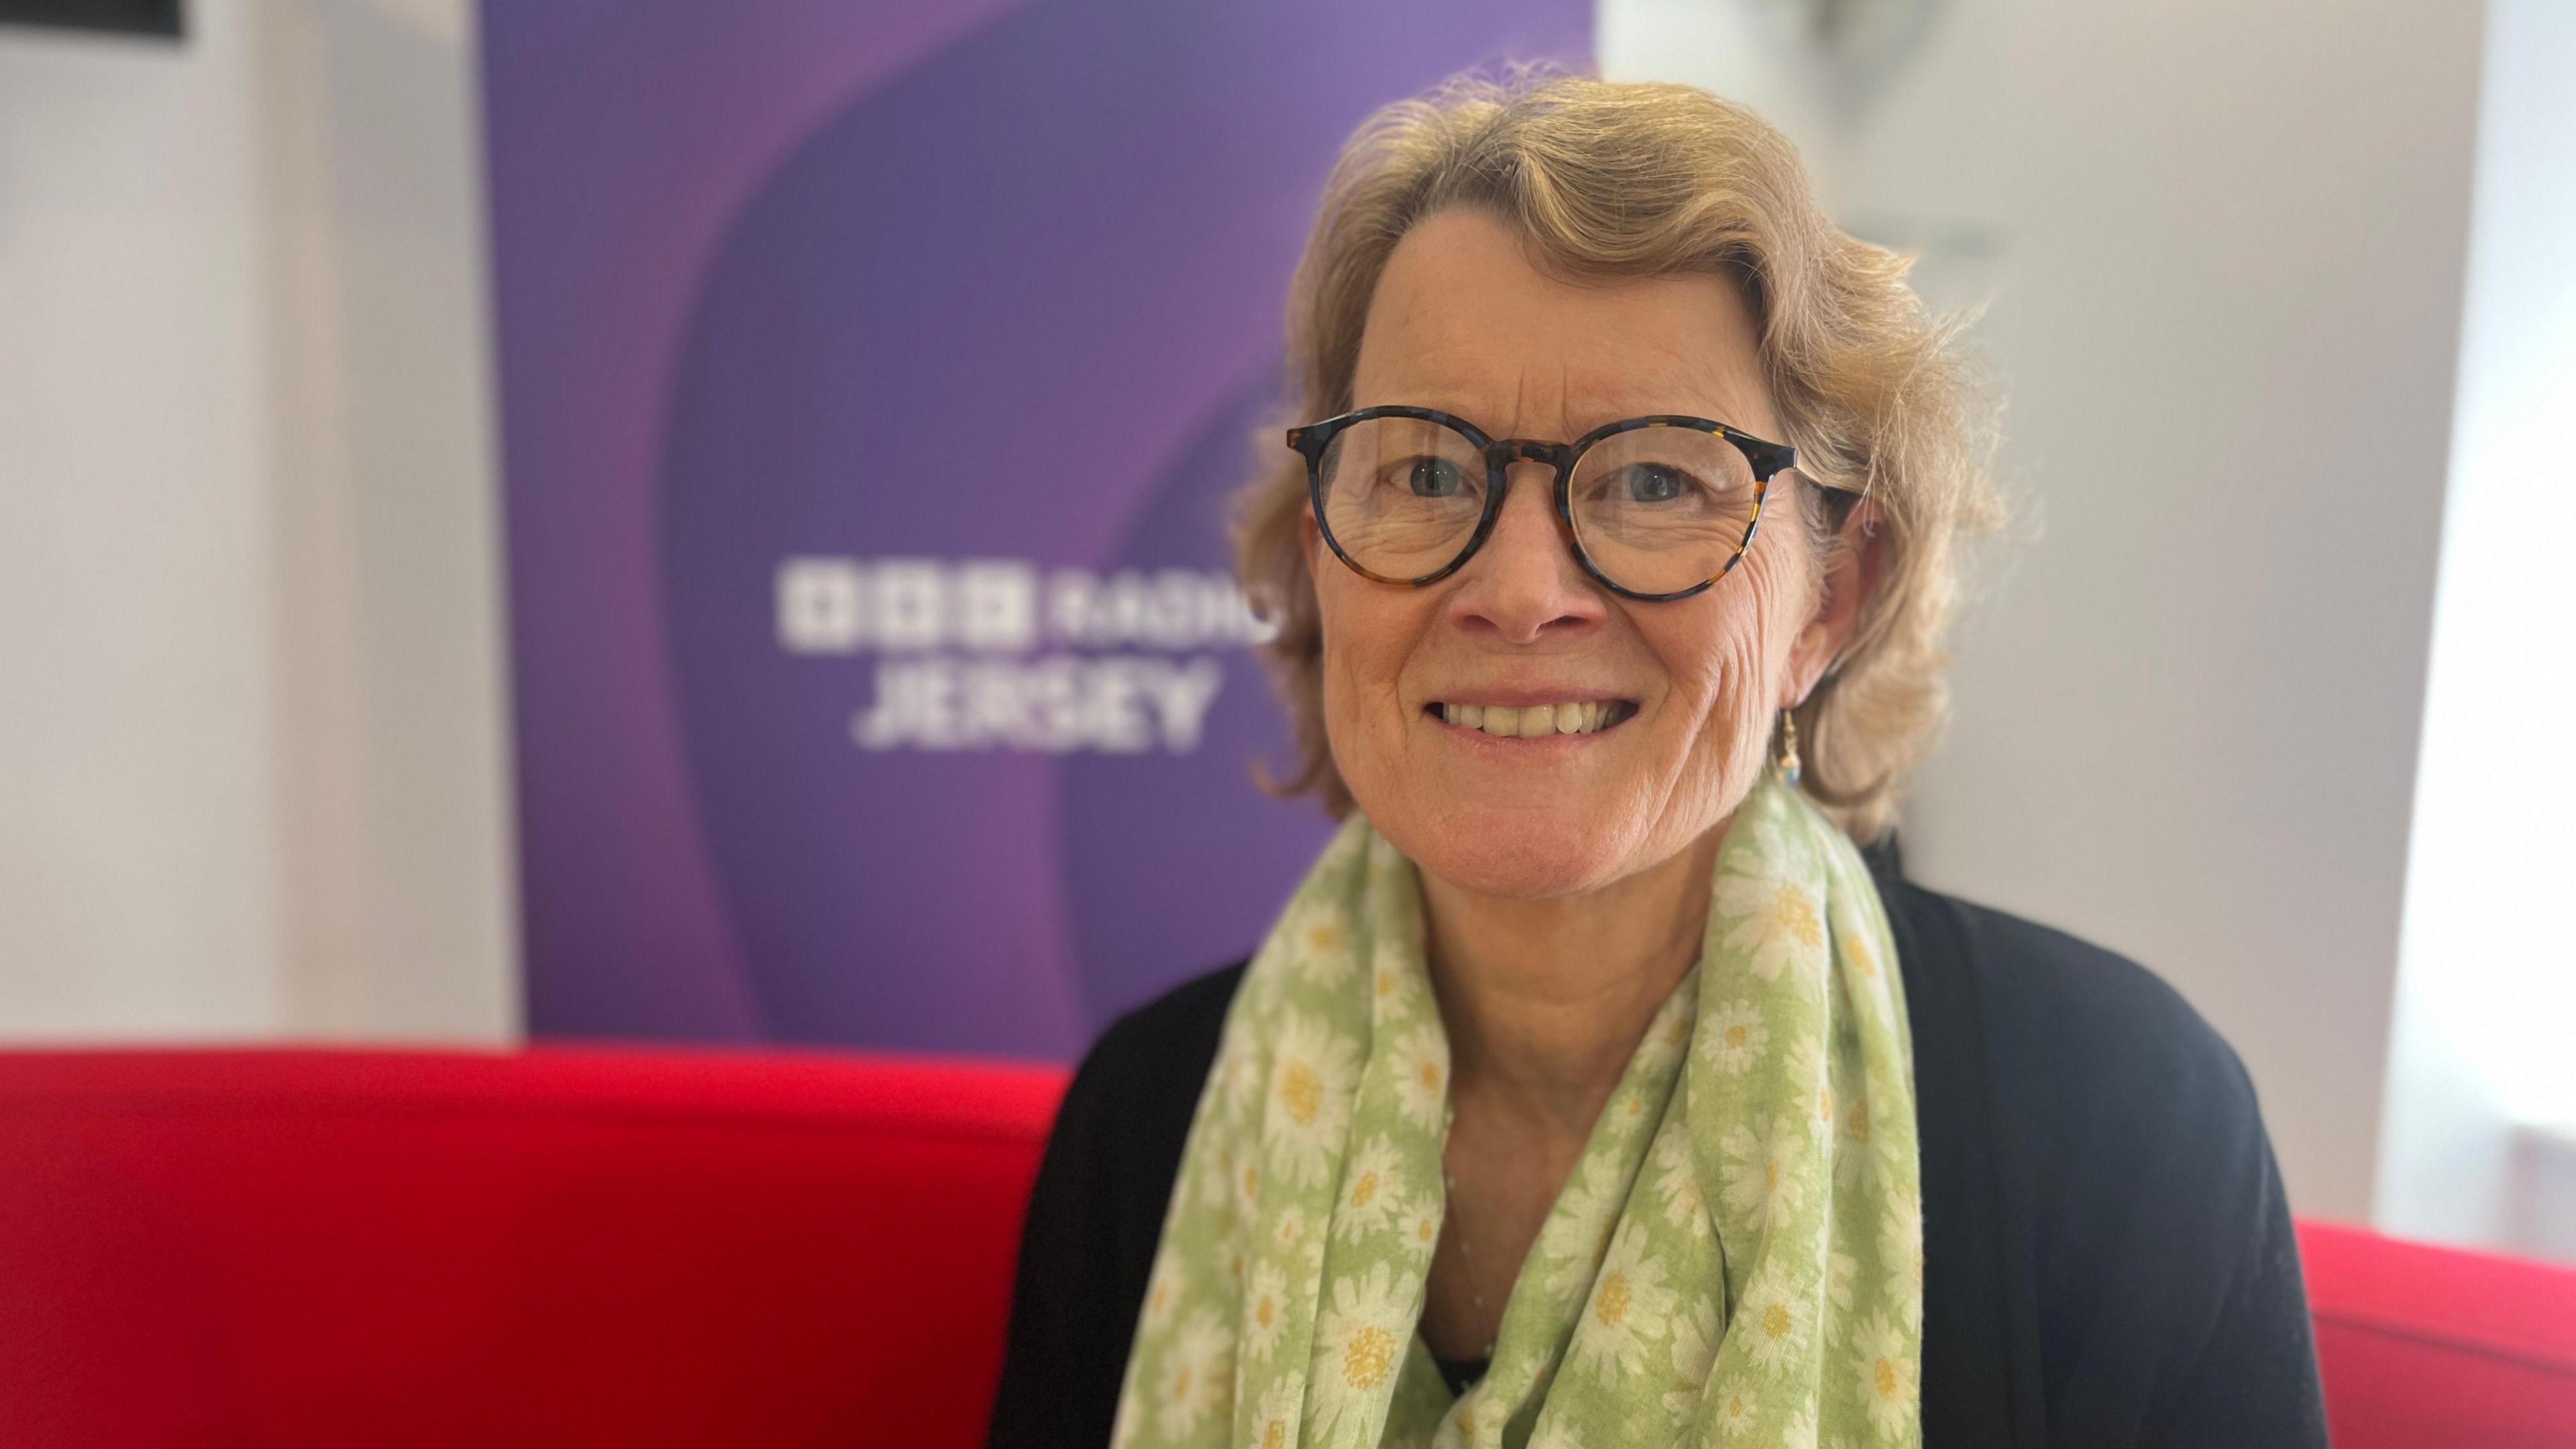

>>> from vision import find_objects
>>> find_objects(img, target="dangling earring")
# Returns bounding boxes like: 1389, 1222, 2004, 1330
1774, 708, 1803, 787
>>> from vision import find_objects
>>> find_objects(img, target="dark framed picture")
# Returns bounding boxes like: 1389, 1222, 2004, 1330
0, 0, 183, 39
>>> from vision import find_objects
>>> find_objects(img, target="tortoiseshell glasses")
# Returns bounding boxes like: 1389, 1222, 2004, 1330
1288, 406, 1851, 602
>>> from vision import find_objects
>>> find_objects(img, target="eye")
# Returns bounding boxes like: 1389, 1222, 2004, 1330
1610, 462, 1697, 504
1402, 456, 1467, 498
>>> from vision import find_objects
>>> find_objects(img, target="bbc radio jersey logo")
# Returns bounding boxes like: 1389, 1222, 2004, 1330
776, 557, 1277, 753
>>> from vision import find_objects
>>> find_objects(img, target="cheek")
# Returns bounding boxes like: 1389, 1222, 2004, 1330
1649, 550, 1810, 775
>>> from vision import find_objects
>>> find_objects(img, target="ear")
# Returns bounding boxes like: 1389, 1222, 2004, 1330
1785, 497, 1888, 709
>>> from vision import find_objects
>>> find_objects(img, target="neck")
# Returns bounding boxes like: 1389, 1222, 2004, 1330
1420, 818, 1728, 1136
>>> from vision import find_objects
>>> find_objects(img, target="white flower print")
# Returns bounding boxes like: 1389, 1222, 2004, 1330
1784, 1036, 1833, 1142
1851, 1310, 1917, 1439
1827, 1250, 1858, 1309
1714, 867, 1826, 985
1265, 1013, 1360, 1187
1698, 998, 1770, 1075
1718, 1114, 1807, 1232
1739, 1273, 1812, 1377
1244, 1261, 1290, 1362
1539, 1156, 1629, 1299
1140, 1254, 1187, 1330
1251, 1379, 1300, 1449
1389, 1025, 1449, 1133
1293, 903, 1358, 986
1780, 1407, 1822, 1449
1604, 1084, 1656, 1141
1650, 1128, 1712, 1238
1569, 1221, 1678, 1385
1707, 1379, 1760, 1440
1332, 1135, 1408, 1243
1662, 1293, 1720, 1421
1398, 1192, 1444, 1263
1309, 1263, 1415, 1442
1155, 1308, 1232, 1440
1880, 1202, 1925, 1320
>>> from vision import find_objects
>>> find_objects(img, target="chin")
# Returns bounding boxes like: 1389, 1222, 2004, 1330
1375, 802, 1638, 900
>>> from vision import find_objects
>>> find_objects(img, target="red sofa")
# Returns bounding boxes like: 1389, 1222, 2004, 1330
1, 1047, 2568, 1448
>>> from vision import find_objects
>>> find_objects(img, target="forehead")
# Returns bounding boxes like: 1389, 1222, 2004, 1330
1350, 208, 1774, 437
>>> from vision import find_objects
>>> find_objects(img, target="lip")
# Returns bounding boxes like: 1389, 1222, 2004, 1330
1422, 688, 1631, 709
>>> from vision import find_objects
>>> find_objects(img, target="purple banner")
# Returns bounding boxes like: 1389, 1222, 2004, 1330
484, 0, 1591, 1059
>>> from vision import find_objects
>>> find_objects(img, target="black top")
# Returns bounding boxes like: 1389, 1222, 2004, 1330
987, 847, 2330, 1447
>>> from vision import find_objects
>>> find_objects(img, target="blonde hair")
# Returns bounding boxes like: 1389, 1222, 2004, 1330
1234, 72, 1999, 843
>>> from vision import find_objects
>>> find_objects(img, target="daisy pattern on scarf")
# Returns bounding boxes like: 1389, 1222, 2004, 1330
1141, 1255, 1187, 1331
1718, 1114, 1807, 1231
1699, 998, 1770, 1075
1709, 1381, 1760, 1440
1156, 1308, 1233, 1440
1527, 1421, 1589, 1449
1662, 1293, 1721, 1422
1539, 1155, 1630, 1299
1309, 1262, 1414, 1442
1784, 1037, 1833, 1142
1399, 1193, 1444, 1263
1850, 1310, 1917, 1439
1265, 1013, 1360, 1187
1570, 1220, 1678, 1385
1739, 1273, 1812, 1377
1332, 1135, 1407, 1242
1713, 865, 1825, 985
1243, 1261, 1290, 1362
1250, 1380, 1301, 1449
1294, 904, 1358, 986
1650, 1128, 1713, 1238
1389, 1025, 1448, 1133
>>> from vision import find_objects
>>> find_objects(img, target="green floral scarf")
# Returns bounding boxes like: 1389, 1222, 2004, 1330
1110, 773, 1921, 1448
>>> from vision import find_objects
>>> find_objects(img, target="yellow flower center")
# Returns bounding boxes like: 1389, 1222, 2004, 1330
1306, 923, 1341, 953
1244, 1165, 1261, 1197
1595, 1271, 1631, 1328
1876, 1356, 1900, 1398
1727, 1393, 1748, 1419
1724, 1024, 1749, 1049
1342, 1325, 1398, 1390
1280, 1061, 1322, 1126
1764, 1301, 1793, 1339
1419, 1061, 1442, 1090
1847, 1104, 1872, 1142
1765, 1159, 1781, 1191
1771, 884, 1823, 947
1256, 1295, 1276, 1328
1350, 1170, 1379, 1208
1172, 1364, 1193, 1402
1262, 1423, 1285, 1449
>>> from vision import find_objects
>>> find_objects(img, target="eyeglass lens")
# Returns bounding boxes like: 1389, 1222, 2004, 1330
1316, 416, 1760, 595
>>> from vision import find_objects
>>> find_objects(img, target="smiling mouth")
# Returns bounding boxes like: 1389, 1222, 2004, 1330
1427, 700, 1636, 738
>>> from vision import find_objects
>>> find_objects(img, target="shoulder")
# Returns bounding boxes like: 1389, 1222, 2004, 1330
1042, 959, 1249, 1239
1883, 873, 2326, 1444
1890, 879, 2266, 1163
1068, 960, 1248, 1127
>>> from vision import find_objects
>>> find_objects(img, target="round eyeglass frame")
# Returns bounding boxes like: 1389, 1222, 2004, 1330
1287, 405, 1815, 603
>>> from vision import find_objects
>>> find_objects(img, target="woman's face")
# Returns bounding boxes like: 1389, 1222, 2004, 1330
1311, 207, 1843, 901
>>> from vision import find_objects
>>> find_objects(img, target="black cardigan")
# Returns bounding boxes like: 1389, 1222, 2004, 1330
987, 847, 2329, 1447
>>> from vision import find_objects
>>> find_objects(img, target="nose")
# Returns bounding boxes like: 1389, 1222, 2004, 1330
1445, 460, 1609, 644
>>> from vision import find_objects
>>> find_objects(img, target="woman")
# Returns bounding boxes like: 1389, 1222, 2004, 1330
990, 75, 2324, 1448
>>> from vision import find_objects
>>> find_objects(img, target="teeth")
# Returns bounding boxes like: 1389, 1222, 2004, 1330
1441, 701, 1627, 736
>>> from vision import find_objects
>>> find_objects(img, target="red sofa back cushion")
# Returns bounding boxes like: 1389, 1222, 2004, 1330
3, 1047, 2571, 1446
0, 1048, 1065, 1448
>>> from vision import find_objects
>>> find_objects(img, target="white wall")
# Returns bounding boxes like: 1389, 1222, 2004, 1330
0, 0, 515, 1043
2376, 0, 2576, 1261
1602, 0, 2487, 1225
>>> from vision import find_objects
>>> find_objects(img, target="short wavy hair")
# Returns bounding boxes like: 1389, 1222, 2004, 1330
1233, 72, 1998, 843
